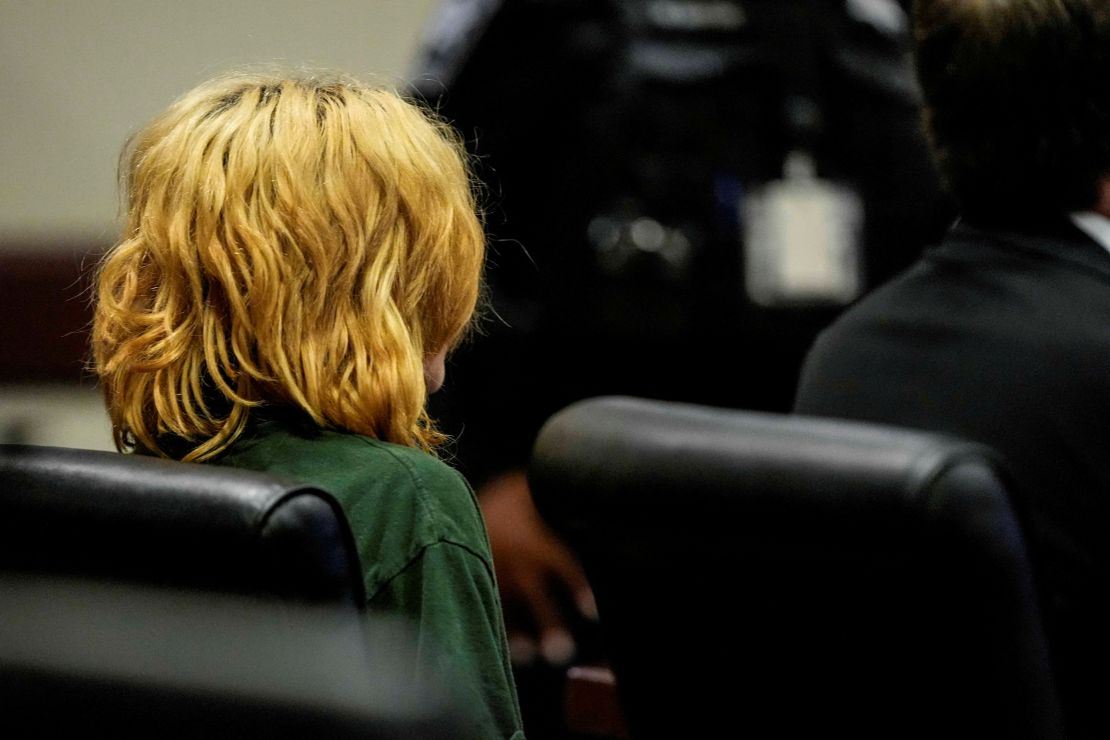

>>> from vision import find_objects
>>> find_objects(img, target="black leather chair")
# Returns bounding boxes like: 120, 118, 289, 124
0, 443, 362, 605
529, 397, 1063, 739
0, 443, 464, 737
0, 573, 460, 739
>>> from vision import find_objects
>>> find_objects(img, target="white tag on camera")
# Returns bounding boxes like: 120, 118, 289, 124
743, 151, 863, 306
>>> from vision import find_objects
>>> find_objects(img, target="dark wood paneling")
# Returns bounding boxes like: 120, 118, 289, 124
0, 245, 105, 382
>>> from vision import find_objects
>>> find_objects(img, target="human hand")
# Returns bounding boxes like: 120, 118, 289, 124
479, 469, 598, 666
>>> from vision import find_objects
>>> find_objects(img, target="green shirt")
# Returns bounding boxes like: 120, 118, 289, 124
213, 415, 524, 739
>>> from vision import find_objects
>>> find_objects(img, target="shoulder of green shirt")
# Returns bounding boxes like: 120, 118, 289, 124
215, 422, 493, 573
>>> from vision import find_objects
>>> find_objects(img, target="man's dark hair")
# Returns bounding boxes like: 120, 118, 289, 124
915, 0, 1110, 219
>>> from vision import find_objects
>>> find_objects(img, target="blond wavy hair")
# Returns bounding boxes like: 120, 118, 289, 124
92, 72, 484, 461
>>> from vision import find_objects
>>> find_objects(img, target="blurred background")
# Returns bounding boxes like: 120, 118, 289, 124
2, 2, 957, 737
0, 0, 436, 449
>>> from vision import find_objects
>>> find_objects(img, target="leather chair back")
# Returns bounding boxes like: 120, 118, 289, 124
530, 397, 1062, 739
0, 444, 363, 607
0, 574, 460, 738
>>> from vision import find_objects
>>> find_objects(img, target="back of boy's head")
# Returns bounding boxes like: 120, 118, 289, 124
915, 0, 1110, 219
93, 72, 485, 461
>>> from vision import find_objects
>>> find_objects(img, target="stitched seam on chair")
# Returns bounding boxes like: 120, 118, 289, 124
256, 486, 343, 532
243, 428, 323, 531
900, 442, 1006, 512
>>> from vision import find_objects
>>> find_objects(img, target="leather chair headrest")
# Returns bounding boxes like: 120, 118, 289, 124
0, 444, 364, 607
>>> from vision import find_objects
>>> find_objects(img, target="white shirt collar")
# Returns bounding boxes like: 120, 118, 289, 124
1069, 211, 1110, 256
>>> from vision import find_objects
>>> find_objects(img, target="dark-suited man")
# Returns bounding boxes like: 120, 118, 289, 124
795, 2, 1110, 737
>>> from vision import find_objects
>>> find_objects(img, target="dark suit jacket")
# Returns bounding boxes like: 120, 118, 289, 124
795, 218, 1110, 739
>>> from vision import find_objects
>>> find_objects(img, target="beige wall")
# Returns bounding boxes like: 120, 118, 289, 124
0, 384, 114, 450
0, 0, 439, 449
0, 0, 436, 247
